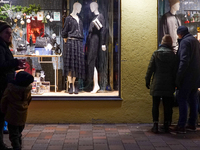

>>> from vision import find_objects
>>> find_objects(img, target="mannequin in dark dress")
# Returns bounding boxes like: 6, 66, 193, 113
62, 2, 85, 94
86, 2, 106, 93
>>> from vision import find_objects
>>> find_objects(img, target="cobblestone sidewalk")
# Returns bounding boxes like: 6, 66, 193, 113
3, 124, 200, 150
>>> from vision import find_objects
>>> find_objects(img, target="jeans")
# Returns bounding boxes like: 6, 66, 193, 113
8, 124, 24, 149
177, 87, 198, 127
152, 96, 174, 123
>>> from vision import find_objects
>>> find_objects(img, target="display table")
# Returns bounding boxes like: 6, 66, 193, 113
14, 54, 61, 92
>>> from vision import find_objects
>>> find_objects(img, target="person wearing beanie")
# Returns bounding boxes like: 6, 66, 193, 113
171, 26, 200, 134
0, 20, 26, 150
159, 0, 181, 54
145, 35, 177, 133
1, 71, 33, 150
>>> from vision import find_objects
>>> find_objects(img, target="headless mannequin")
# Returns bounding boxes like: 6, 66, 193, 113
64, 2, 82, 93
90, 2, 106, 94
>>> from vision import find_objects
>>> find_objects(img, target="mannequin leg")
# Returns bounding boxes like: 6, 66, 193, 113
67, 75, 73, 94
72, 77, 76, 93
91, 67, 100, 94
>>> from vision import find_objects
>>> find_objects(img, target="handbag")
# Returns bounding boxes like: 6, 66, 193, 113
35, 36, 50, 48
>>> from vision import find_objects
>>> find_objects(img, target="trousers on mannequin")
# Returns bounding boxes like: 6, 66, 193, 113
91, 67, 100, 93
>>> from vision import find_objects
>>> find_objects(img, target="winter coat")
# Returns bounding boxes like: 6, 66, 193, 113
176, 33, 200, 89
145, 45, 177, 97
0, 37, 19, 93
1, 83, 32, 126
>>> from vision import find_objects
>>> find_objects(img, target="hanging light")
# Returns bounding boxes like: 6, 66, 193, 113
49, 13, 54, 22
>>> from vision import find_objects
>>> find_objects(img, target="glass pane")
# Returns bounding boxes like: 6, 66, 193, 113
0, 0, 120, 99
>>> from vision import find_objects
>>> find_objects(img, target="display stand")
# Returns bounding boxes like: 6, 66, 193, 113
14, 54, 61, 92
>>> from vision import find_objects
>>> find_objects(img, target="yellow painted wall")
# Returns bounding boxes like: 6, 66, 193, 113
27, 0, 179, 124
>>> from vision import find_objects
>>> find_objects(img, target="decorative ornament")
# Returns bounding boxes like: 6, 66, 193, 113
31, 15, 35, 20
42, 16, 47, 23
27, 18, 31, 23
14, 18, 18, 23
46, 13, 50, 20
20, 19, 25, 25
17, 14, 21, 19
49, 17, 54, 22
26, 15, 30, 19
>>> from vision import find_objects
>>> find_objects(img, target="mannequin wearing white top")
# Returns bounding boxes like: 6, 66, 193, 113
63, 2, 83, 94
90, 2, 106, 94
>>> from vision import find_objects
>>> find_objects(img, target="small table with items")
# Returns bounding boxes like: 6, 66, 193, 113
14, 54, 61, 92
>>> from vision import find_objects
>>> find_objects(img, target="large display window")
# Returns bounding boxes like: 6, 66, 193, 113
158, 0, 200, 50
0, 0, 121, 100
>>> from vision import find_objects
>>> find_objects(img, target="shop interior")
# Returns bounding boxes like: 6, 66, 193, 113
0, 0, 119, 97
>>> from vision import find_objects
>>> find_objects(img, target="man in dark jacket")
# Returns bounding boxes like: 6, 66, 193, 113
173, 26, 200, 134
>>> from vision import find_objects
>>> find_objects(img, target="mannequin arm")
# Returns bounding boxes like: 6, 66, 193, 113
102, 45, 106, 51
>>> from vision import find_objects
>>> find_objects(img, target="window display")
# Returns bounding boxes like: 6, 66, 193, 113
0, 0, 120, 99
158, 0, 200, 45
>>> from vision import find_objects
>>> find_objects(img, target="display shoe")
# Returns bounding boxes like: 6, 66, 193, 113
151, 123, 158, 133
74, 81, 79, 94
69, 83, 73, 94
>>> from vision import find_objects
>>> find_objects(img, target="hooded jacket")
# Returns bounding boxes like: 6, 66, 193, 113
176, 33, 200, 89
1, 83, 32, 126
145, 45, 177, 96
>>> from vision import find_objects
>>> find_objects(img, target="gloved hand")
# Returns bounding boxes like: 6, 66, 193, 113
146, 83, 150, 89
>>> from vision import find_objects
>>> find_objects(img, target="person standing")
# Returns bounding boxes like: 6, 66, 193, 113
62, 2, 85, 94
0, 20, 25, 150
1, 71, 34, 150
172, 26, 200, 134
145, 35, 177, 133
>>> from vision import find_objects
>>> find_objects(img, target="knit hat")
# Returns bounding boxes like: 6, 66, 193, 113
0, 20, 11, 33
15, 71, 34, 87
177, 26, 189, 36
161, 35, 172, 47
169, 0, 180, 7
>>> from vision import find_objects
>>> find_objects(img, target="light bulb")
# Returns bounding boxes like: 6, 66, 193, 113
49, 18, 54, 22
17, 15, 21, 19
20, 20, 25, 25
27, 19, 31, 23
46, 14, 50, 19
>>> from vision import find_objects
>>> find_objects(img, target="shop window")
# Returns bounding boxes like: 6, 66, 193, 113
158, 0, 200, 51
0, 0, 121, 100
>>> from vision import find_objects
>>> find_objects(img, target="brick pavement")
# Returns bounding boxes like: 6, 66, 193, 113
3, 124, 200, 150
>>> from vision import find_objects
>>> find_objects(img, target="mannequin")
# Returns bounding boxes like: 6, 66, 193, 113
62, 2, 85, 94
86, 2, 106, 93
159, 0, 181, 54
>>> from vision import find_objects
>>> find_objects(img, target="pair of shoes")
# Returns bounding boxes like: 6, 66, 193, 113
3, 130, 9, 134
0, 144, 13, 150
186, 125, 196, 132
170, 125, 186, 134
160, 125, 170, 133
151, 123, 158, 133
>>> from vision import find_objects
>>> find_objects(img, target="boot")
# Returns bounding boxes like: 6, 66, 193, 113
74, 81, 79, 94
69, 83, 73, 94
151, 123, 158, 133
164, 122, 170, 133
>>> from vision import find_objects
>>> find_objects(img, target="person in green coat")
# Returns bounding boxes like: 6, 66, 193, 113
145, 35, 177, 133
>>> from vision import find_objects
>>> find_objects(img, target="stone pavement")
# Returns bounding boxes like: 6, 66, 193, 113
3, 123, 200, 150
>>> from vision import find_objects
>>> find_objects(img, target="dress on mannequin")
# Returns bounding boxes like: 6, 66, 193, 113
86, 2, 106, 93
62, 2, 85, 94
159, 0, 181, 53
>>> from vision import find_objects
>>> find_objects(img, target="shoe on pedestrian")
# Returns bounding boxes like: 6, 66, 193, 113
0, 143, 13, 150
151, 123, 158, 133
3, 130, 9, 134
170, 125, 186, 134
186, 125, 196, 132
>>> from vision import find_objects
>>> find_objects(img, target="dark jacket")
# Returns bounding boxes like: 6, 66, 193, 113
1, 83, 32, 126
145, 45, 177, 97
0, 37, 19, 93
176, 33, 200, 89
